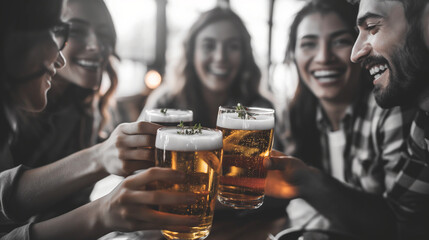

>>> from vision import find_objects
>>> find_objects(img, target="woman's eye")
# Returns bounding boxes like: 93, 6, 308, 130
227, 42, 241, 51
201, 42, 215, 52
332, 38, 353, 47
300, 41, 316, 49
69, 27, 88, 37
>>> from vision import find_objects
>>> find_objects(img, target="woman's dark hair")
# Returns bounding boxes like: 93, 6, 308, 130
284, 0, 361, 167
0, 0, 64, 146
72, 0, 118, 136
148, 7, 263, 123
54, 0, 118, 138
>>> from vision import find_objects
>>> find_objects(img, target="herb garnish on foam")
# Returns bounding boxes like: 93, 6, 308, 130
236, 103, 256, 120
177, 121, 202, 135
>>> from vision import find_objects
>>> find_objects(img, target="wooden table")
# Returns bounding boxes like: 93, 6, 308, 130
207, 207, 288, 240
100, 200, 289, 240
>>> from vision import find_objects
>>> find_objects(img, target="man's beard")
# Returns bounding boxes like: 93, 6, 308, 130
374, 32, 429, 109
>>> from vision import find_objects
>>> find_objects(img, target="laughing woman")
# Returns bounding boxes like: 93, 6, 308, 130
141, 6, 272, 128
1, 0, 200, 239
268, 0, 415, 239
10, 0, 120, 220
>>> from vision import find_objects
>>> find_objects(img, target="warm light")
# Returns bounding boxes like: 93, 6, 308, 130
144, 70, 162, 89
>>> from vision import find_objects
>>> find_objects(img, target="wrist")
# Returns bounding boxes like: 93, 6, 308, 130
91, 143, 108, 175
297, 167, 326, 199
89, 199, 110, 237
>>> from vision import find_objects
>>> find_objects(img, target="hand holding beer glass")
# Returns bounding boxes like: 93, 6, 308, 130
216, 105, 275, 209
155, 126, 223, 240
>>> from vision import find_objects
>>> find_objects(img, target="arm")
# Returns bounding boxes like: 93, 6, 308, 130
264, 103, 412, 239
265, 152, 395, 240
387, 110, 429, 239
31, 168, 199, 240
388, 160, 429, 240
11, 121, 160, 220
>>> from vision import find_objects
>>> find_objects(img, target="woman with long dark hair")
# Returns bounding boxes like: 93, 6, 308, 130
0, 0, 199, 238
267, 0, 415, 239
10, 0, 120, 221
141, 6, 272, 128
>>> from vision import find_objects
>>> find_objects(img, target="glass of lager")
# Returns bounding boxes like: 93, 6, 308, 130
155, 126, 223, 240
216, 106, 275, 209
140, 108, 193, 126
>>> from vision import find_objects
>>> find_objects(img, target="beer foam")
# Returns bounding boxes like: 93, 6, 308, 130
216, 112, 274, 130
156, 127, 223, 151
141, 109, 193, 123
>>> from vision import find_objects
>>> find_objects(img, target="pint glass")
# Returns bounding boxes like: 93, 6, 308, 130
216, 106, 275, 209
140, 108, 193, 126
155, 127, 223, 240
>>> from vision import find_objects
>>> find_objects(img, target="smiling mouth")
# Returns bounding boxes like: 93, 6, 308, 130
312, 70, 343, 83
368, 63, 389, 81
209, 66, 230, 78
75, 59, 102, 71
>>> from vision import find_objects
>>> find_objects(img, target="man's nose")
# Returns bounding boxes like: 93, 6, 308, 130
351, 36, 371, 63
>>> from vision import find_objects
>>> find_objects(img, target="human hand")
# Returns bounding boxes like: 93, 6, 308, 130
96, 121, 161, 176
264, 150, 317, 199
96, 167, 200, 233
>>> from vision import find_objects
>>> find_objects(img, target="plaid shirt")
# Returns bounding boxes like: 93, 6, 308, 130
316, 93, 415, 194
277, 91, 415, 194
276, 90, 416, 232
387, 109, 429, 239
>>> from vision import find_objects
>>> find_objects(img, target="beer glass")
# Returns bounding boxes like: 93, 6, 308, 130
140, 108, 193, 126
155, 127, 223, 240
216, 106, 275, 209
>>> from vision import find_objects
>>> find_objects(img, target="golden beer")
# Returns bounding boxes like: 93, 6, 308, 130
155, 127, 223, 240
140, 108, 193, 126
216, 106, 275, 209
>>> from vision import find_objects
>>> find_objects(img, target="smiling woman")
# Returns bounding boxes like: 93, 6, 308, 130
141, 6, 273, 128
271, 0, 415, 239
1, 1, 202, 239
294, 12, 361, 104
11, 0, 119, 220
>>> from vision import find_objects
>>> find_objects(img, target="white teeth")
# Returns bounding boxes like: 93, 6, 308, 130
313, 70, 340, 77
317, 77, 337, 83
76, 60, 101, 68
374, 74, 381, 80
210, 68, 228, 76
369, 64, 388, 76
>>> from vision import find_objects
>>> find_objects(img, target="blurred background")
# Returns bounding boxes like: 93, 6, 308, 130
104, 0, 306, 118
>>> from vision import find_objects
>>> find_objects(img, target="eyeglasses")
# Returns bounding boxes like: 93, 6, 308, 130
5, 23, 70, 83
50, 22, 70, 51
